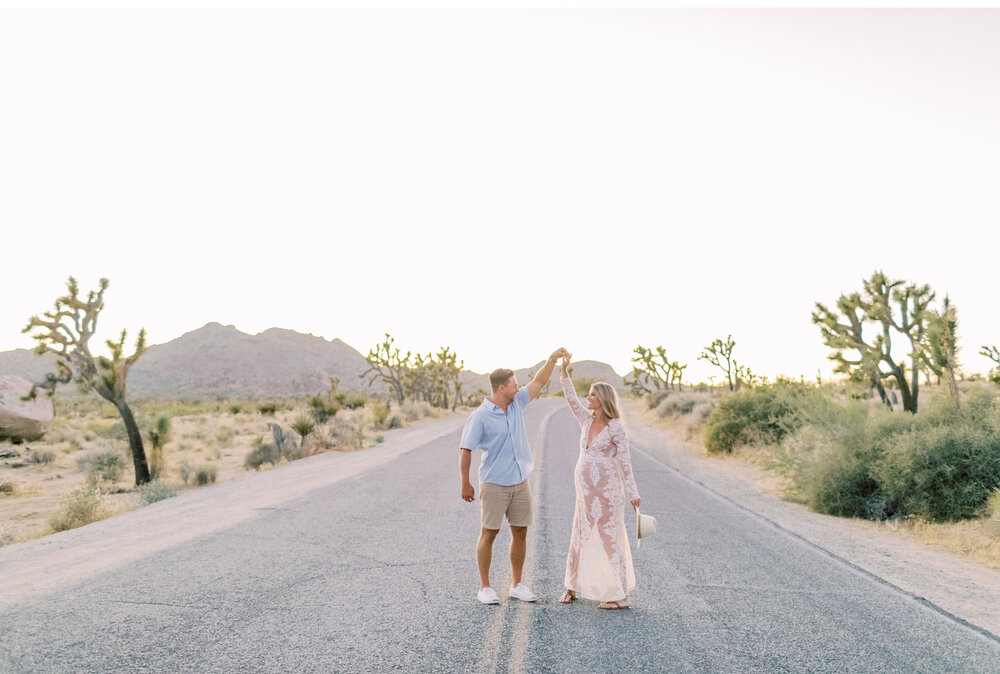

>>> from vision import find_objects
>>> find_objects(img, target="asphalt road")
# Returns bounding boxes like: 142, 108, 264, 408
2, 399, 1000, 673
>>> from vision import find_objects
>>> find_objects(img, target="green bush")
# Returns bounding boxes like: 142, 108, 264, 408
49, 485, 109, 532
194, 463, 218, 485
244, 441, 281, 469
782, 390, 1000, 522
372, 403, 390, 427
344, 395, 368, 410
258, 403, 277, 416
704, 383, 815, 454
876, 419, 1000, 521
139, 479, 178, 504
243, 434, 304, 469
77, 450, 125, 483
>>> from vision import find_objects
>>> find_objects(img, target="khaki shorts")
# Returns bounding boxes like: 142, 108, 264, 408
480, 479, 533, 530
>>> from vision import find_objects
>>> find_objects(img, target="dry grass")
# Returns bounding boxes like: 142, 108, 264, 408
889, 517, 1000, 569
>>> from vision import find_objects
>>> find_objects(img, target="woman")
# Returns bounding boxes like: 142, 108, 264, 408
558, 354, 640, 610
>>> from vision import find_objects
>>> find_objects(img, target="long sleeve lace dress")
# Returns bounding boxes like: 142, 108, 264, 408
560, 375, 640, 602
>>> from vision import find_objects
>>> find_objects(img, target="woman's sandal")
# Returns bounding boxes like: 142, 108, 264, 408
598, 599, 631, 610
559, 590, 576, 604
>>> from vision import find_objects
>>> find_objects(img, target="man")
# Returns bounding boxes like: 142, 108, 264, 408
460, 347, 567, 604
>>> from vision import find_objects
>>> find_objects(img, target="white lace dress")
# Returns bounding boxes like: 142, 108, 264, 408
560, 376, 640, 602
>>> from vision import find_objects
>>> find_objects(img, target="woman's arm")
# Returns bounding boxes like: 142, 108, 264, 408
559, 356, 591, 427
610, 419, 640, 507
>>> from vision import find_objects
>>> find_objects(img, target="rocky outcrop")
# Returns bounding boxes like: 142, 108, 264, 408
0, 376, 53, 441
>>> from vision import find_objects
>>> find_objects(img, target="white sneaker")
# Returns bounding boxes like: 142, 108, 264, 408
508, 583, 537, 602
477, 587, 500, 604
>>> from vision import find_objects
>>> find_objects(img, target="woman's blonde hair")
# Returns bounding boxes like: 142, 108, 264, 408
590, 382, 622, 421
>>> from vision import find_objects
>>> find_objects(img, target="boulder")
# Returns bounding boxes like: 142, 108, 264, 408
0, 376, 54, 441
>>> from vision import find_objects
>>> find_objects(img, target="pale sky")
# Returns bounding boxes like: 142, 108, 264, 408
2, 9, 999, 382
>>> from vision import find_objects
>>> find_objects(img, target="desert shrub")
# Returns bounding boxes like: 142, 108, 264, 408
782, 390, 1000, 522
372, 403, 390, 427
244, 441, 281, 469
49, 485, 109, 532
0, 480, 14, 495
344, 395, 368, 410
214, 425, 235, 446
194, 463, 218, 485
96, 421, 129, 441
646, 389, 671, 410
139, 479, 178, 504
386, 413, 405, 430
794, 433, 888, 519
655, 393, 703, 418
26, 448, 57, 464
44, 421, 78, 444
258, 403, 277, 416
704, 383, 816, 454
229, 404, 242, 415
401, 400, 432, 422
331, 414, 368, 451
776, 397, 911, 518
875, 402, 1000, 521
291, 413, 315, 440
77, 449, 125, 483
243, 432, 304, 469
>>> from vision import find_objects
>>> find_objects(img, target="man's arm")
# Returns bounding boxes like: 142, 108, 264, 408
526, 348, 568, 401
460, 449, 475, 502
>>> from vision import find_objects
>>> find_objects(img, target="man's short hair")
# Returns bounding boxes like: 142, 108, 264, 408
490, 368, 515, 392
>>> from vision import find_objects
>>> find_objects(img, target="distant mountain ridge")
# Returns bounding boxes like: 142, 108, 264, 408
0, 323, 625, 399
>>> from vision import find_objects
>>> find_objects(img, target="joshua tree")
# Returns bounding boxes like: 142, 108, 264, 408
147, 413, 172, 479
812, 271, 937, 413
920, 297, 960, 403
291, 413, 316, 443
699, 335, 738, 391
981, 345, 1000, 385
630, 345, 687, 391
361, 334, 410, 405
401, 346, 464, 409
23, 277, 152, 484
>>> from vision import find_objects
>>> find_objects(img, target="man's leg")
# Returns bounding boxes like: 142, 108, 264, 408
477, 527, 500, 588
509, 525, 527, 586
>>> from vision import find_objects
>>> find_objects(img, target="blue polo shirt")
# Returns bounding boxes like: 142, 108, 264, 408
460, 387, 533, 486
